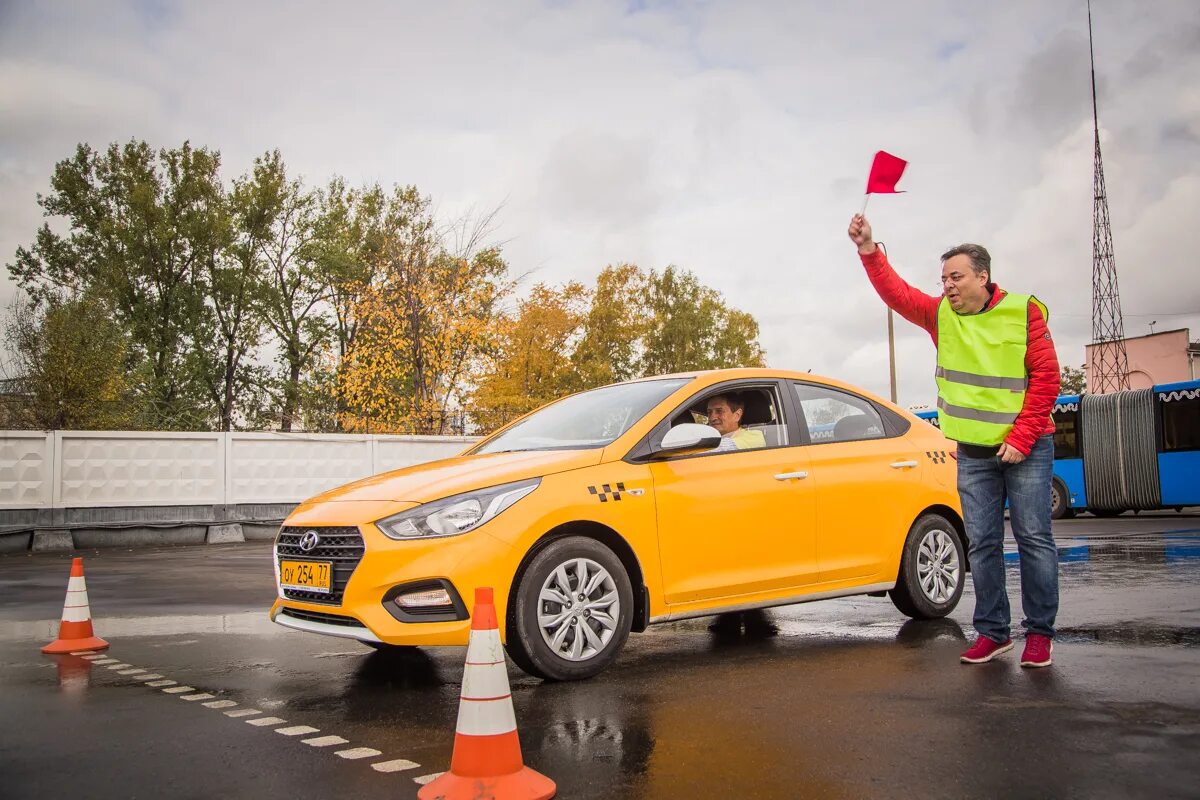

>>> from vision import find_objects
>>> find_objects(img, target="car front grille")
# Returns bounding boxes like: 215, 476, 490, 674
276, 526, 365, 605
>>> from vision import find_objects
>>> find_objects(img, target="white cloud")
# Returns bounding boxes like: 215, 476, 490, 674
2, 0, 1197, 407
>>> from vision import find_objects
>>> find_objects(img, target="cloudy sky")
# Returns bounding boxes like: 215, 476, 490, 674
2, 0, 1198, 408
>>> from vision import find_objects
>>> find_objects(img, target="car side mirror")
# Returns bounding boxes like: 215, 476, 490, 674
655, 423, 722, 456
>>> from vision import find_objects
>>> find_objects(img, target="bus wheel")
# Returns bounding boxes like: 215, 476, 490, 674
1050, 479, 1074, 520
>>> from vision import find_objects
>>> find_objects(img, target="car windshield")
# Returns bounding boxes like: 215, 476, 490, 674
473, 378, 691, 454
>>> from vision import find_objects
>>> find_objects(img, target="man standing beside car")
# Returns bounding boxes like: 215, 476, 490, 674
847, 214, 1061, 668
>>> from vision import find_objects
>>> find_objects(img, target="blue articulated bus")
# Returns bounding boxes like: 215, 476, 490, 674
914, 378, 1200, 519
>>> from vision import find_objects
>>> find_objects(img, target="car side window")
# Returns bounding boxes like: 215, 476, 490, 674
792, 383, 886, 443
667, 385, 789, 453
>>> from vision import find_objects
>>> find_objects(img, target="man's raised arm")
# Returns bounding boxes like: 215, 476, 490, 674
848, 214, 939, 335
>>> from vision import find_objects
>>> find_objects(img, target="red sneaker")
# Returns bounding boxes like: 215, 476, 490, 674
960, 636, 1013, 663
1020, 634, 1054, 668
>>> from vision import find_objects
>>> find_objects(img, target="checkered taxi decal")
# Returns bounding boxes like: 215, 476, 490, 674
588, 483, 627, 502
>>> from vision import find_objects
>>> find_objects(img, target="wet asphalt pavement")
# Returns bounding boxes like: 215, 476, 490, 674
1, 513, 1198, 799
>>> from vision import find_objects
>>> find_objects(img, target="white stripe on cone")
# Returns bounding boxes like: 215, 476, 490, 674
455, 623, 519, 736
61, 578, 93, 623
463, 626, 503, 664
455, 696, 519, 737
460, 660, 511, 701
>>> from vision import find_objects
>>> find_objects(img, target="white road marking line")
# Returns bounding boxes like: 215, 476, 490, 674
117, 669, 147, 675
276, 726, 319, 736
69, 651, 97, 656
180, 693, 215, 701
413, 773, 443, 785
105, 663, 133, 669
372, 759, 420, 773
203, 700, 238, 709
335, 747, 382, 760
139, 674, 164, 680
162, 686, 195, 694
146, 680, 177, 687
247, 716, 286, 727
79, 654, 106, 660
302, 735, 348, 747
91, 659, 119, 665
225, 709, 261, 718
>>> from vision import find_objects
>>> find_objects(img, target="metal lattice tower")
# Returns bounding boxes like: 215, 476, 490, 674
1088, 0, 1130, 393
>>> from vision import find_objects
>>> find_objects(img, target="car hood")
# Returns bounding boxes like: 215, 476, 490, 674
305, 448, 605, 505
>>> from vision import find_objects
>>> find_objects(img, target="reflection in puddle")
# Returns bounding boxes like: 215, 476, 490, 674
1056, 624, 1200, 647
46, 653, 93, 694
0, 611, 278, 643
1002, 535, 1200, 565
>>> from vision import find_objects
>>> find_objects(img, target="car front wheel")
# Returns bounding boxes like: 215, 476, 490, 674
506, 536, 633, 681
889, 513, 965, 619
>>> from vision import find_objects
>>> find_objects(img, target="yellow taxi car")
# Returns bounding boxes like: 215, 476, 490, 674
270, 368, 964, 680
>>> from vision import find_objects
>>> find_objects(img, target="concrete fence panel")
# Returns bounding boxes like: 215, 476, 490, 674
0, 432, 53, 509
0, 431, 478, 513
56, 431, 224, 508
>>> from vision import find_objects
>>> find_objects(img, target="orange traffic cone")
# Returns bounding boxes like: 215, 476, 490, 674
41, 557, 109, 654
418, 587, 555, 800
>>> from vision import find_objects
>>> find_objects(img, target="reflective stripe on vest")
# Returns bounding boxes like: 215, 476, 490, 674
935, 292, 1046, 446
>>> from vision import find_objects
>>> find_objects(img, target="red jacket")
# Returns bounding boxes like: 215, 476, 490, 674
860, 248, 1060, 456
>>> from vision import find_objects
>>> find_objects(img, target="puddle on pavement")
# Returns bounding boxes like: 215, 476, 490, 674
1003, 535, 1200, 565
0, 611, 279, 643
1056, 624, 1200, 647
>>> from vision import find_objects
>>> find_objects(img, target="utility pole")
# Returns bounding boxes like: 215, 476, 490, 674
887, 308, 897, 403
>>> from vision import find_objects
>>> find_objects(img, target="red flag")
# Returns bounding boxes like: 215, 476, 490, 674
865, 151, 908, 194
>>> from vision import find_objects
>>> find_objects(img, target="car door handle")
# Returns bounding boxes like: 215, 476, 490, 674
890, 460, 919, 469
774, 471, 808, 480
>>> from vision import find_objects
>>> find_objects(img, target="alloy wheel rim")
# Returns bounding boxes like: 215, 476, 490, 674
537, 557, 620, 661
916, 528, 960, 604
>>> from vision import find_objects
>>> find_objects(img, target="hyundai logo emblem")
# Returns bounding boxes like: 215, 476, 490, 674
298, 531, 321, 553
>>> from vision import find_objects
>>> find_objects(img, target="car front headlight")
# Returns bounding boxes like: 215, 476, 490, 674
375, 478, 540, 540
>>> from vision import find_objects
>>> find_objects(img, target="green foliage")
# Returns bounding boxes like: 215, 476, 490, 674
3, 293, 137, 429
1061, 364, 1087, 395
640, 265, 766, 374
5, 139, 769, 435
9, 140, 224, 429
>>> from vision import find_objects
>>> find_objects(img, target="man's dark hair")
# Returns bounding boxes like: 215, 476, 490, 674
940, 243, 992, 280
706, 393, 744, 412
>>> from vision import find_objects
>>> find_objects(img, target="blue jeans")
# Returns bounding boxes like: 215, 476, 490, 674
957, 434, 1059, 642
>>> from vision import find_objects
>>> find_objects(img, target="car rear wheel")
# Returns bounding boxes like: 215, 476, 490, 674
889, 513, 965, 619
506, 536, 633, 681
1050, 478, 1074, 520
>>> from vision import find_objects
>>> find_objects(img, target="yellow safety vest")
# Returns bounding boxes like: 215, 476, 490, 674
935, 292, 1047, 446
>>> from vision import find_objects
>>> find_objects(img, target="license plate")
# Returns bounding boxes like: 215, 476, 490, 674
279, 560, 332, 593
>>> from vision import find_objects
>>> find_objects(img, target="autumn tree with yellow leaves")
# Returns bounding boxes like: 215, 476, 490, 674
336, 195, 512, 435
470, 264, 766, 431
470, 282, 589, 431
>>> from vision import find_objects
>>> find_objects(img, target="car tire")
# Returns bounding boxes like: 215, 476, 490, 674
506, 536, 634, 681
889, 513, 966, 620
1050, 478, 1074, 520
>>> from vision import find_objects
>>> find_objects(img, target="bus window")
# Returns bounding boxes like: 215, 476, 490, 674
1161, 391, 1200, 452
1052, 404, 1080, 459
